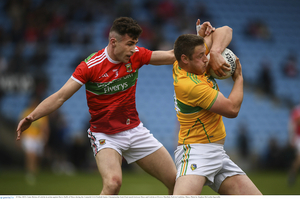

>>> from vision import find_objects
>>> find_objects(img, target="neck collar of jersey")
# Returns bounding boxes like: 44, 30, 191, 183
105, 47, 121, 64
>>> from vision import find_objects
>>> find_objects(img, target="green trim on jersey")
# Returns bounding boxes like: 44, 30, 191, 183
174, 66, 181, 84
84, 52, 97, 63
176, 99, 203, 114
183, 120, 198, 144
199, 119, 211, 142
183, 118, 211, 144
207, 91, 218, 110
187, 72, 201, 84
208, 75, 218, 91
85, 70, 139, 95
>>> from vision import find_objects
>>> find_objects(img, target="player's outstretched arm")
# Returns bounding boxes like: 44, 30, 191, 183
149, 50, 175, 65
209, 58, 243, 118
16, 78, 82, 140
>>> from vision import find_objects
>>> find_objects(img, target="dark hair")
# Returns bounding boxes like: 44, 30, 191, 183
174, 34, 205, 61
110, 17, 143, 40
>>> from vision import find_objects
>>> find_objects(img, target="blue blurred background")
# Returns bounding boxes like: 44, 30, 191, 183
0, 0, 299, 174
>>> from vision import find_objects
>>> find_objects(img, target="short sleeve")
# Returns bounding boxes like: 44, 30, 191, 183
136, 46, 152, 67
188, 82, 218, 110
71, 61, 89, 85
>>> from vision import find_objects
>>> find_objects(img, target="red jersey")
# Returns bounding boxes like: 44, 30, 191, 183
291, 105, 300, 136
71, 46, 152, 134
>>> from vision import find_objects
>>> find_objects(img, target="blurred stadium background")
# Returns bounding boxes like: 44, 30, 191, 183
0, 0, 300, 195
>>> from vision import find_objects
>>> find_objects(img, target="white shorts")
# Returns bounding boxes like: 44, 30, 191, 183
87, 122, 163, 164
21, 136, 44, 156
174, 143, 245, 192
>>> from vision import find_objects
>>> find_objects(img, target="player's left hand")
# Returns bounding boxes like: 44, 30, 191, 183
208, 51, 231, 77
232, 56, 242, 81
196, 19, 215, 37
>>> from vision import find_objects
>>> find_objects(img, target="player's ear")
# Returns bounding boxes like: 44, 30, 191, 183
110, 38, 117, 47
181, 54, 189, 64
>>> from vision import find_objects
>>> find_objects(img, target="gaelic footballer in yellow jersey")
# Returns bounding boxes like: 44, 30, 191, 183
173, 65, 225, 145
172, 29, 261, 195
173, 42, 226, 145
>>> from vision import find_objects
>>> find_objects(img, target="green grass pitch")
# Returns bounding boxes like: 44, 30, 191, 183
0, 169, 299, 195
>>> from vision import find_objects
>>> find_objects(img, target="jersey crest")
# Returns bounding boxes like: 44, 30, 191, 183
125, 63, 132, 72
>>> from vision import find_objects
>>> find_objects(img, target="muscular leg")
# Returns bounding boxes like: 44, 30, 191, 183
136, 146, 176, 195
173, 175, 206, 195
95, 148, 123, 195
218, 174, 262, 195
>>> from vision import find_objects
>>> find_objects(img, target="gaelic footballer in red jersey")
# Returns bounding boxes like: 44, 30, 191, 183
71, 46, 152, 134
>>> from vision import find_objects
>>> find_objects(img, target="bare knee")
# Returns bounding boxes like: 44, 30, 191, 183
101, 176, 122, 195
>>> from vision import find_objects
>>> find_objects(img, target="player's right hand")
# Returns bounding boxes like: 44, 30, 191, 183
16, 116, 33, 140
208, 51, 231, 77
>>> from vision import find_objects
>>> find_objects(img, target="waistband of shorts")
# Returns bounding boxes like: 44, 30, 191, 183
177, 142, 224, 146
88, 122, 143, 134
177, 142, 224, 148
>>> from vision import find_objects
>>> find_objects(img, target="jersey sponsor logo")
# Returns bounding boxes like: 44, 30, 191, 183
85, 70, 138, 95
103, 82, 128, 93
125, 64, 132, 72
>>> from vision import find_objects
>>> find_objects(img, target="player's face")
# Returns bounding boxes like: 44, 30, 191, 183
114, 34, 138, 63
187, 45, 209, 75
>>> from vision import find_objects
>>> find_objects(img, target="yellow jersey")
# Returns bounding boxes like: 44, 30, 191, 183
173, 59, 226, 145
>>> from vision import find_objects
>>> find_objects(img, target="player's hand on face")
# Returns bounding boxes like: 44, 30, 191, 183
208, 51, 231, 77
232, 57, 242, 82
196, 19, 215, 37
16, 116, 34, 140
